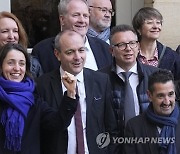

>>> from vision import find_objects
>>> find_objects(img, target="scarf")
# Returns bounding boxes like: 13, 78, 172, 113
87, 27, 110, 42
0, 77, 35, 151
146, 103, 179, 154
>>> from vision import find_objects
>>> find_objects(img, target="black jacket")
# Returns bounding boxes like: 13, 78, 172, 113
0, 93, 77, 154
35, 68, 118, 154
32, 36, 112, 73
100, 60, 158, 138
152, 41, 180, 81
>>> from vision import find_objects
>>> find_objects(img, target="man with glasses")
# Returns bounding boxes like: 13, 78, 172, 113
100, 24, 158, 153
87, 0, 114, 44
32, 0, 112, 73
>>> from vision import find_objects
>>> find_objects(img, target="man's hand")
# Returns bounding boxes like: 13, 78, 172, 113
62, 71, 77, 99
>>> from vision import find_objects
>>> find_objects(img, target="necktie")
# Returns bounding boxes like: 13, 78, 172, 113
74, 84, 85, 154
122, 72, 136, 125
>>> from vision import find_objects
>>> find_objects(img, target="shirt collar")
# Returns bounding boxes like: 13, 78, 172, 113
116, 62, 138, 75
60, 66, 84, 83
139, 48, 158, 60
84, 35, 90, 52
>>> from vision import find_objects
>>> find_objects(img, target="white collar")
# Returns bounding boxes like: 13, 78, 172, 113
116, 62, 138, 75
60, 66, 84, 83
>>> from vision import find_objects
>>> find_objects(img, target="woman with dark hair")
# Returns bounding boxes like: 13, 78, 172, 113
0, 43, 78, 154
0, 11, 43, 78
132, 7, 180, 81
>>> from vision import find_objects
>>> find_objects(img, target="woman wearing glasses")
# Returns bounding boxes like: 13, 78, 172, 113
132, 7, 180, 81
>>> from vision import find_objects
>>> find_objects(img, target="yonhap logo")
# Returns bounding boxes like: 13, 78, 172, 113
96, 132, 110, 148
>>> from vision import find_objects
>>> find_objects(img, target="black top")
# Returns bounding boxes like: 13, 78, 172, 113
0, 92, 77, 154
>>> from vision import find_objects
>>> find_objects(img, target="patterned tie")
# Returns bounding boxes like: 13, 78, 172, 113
122, 72, 136, 125
74, 84, 85, 154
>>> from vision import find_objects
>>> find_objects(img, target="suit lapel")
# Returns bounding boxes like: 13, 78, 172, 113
83, 69, 94, 118
50, 69, 63, 107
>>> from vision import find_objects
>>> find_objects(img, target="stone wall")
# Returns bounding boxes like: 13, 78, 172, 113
145, 0, 180, 50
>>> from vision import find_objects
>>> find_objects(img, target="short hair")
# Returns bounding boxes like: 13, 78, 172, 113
54, 30, 82, 52
0, 43, 31, 78
58, 0, 88, 16
110, 24, 137, 45
132, 7, 163, 41
0, 11, 28, 48
148, 69, 174, 93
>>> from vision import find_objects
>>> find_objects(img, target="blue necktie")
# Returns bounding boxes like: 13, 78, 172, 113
122, 72, 136, 125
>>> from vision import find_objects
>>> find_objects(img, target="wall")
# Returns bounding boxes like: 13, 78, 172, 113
153, 0, 180, 50
116, 0, 144, 25
145, 0, 180, 50
0, 0, 11, 12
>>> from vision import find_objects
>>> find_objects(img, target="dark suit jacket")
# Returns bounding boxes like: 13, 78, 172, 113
36, 68, 117, 154
176, 45, 180, 54
100, 60, 158, 137
124, 112, 180, 154
0, 93, 77, 154
32, 36, 112, 73
155, 41, 180, 81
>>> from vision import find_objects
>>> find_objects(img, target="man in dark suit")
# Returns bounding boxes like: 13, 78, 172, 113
124, 69, 180, 154
100, 24, 158, 146
32, 0, 112, 73
36, 30, 117, 154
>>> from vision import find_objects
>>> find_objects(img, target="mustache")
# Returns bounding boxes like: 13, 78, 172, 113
160, 101, 173, 107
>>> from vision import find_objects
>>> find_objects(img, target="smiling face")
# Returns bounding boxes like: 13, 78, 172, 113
139, 17, 162, 41
148, 81, 176, 116
55, 31, 86, 75
60, 0, 89, 39
2, 49, 26, 82
110, 31, 139, 71
89, 0, 112, 32
0, 17, 19, 48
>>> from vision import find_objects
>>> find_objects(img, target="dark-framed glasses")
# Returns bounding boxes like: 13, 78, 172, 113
89, 6, 115, 16
112, 41, 138, 50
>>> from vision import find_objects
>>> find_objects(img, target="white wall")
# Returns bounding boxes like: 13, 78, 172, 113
116, 0, 144, 25
0, 0, 11, 12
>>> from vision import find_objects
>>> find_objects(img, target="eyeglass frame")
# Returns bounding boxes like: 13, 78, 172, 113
144, 19, 163, 25
111, 41, 139, 50
89, 6, 115, 16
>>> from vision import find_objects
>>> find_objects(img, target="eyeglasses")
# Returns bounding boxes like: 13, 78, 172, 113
144, 19, 163, 25
112, 41, 138, 50
89, 6, 115, 17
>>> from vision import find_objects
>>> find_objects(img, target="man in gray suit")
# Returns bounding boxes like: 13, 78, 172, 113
36, 30, 117, 154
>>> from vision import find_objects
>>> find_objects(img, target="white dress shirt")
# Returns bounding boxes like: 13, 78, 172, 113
60, 67, 89, 154
116, 63, 140, 116
84, 36, 98, 71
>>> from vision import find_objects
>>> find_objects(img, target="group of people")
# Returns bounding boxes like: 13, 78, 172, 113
0, 0, 180, 154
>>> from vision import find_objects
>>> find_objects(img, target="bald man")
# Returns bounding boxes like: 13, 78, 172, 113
87, 0, 114, 43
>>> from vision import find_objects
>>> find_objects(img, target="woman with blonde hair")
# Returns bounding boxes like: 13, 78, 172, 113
0, 11, 43, 78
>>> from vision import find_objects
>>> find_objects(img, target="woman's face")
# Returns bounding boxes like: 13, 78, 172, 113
2, 49, 26, 82
139, 17, 162, 41
0, 17, 19, 48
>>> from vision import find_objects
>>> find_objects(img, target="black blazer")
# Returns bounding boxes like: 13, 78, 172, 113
0, 93, 77, 154
32, 36, 112, 73
124, 112, 180, 154
35, 68, 117, 154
